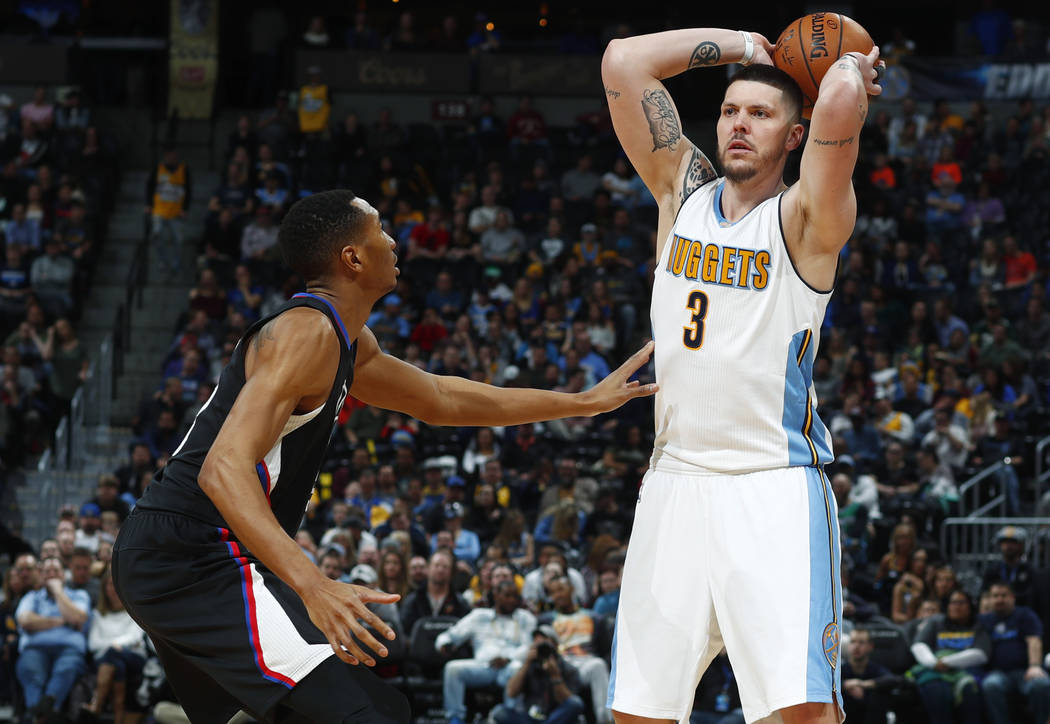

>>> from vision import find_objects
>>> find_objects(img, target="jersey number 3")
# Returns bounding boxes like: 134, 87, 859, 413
682, 290, 709, 350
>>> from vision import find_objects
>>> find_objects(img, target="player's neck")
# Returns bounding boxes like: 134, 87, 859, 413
721, 174, 787, 222
302, 281, 377, 343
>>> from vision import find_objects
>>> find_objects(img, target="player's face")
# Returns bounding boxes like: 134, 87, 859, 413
350, 198, 398, 292
716, 81, 801, 184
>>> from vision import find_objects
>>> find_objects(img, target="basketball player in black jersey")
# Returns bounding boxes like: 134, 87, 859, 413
112, 190, 657, 724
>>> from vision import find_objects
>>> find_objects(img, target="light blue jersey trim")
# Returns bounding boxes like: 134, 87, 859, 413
782, 329, 834, 466
806, 467, 842, 701
606, 616, 619, 707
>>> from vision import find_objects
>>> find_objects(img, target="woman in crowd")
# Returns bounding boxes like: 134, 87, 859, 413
82, 565, 147, 724
909, 589, 988, 724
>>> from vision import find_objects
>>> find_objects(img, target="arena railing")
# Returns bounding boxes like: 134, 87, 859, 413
941, 516, 1050, 592
956, 460, 1008, 518
1034, 435, 1050, 514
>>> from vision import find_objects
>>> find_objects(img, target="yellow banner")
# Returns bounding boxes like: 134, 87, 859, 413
168, 0, 219, 119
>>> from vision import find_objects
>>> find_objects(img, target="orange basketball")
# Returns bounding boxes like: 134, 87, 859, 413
772, 13, 873, 119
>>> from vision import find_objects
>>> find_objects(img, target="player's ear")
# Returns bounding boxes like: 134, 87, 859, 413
786, 122, 805, 152
340, 243, 363, 273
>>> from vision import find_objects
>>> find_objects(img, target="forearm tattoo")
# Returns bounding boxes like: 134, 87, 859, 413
680, 145, 718, 203
605, 87, 621, 99
811, 136, 855, 147
641, 89, 681, 151
688, 41, 721, 69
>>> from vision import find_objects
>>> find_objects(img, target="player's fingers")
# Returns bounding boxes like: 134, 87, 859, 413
619, 341, 654, 373
357, 589, 401, 605
348, 620, 389, 661
625, 380, 640, 388
867, 45, 880, 62
630, 383, 659, 398
352, 605, 396, 642
755, 33, 774, 52
329, 637, 357, 665
341, 635, 373, 666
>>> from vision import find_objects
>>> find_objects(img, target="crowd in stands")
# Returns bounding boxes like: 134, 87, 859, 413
0, 85, 118, 468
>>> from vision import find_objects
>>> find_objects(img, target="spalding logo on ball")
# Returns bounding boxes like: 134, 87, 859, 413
773, 13, 873, 119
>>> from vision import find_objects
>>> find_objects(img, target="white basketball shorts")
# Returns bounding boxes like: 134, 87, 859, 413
607, 466, 843, 723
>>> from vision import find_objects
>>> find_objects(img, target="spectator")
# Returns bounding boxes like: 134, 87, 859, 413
40, 318, 88, 409
982, 526, 1034, 607
547, 576, 610, 723
146, 144, 191, 275
689, 648, 744, 724
29, 238, 74, 318
431, 502, 481, 566
920, 407, 970, 473
345, 10, 380, 50
20, 87, 54, 130
240, 204, 280, 269
892, 549, 930, 623
399, 549, 470, 636
297, 66, 330, 136
491, 624, 585, 724
82, 564, 147, 724
437, 580, 536, 724
366, 294, 411, 348
924, 172, 966, 242
979, 581, 1050, 724
15, 556, 89, 719
841, 627, 894, 724
507, 96, 551, 163
910, 589, 989, 724
522, 545, 587, 610
561, 155, 600, 205
301, 15, 330, 48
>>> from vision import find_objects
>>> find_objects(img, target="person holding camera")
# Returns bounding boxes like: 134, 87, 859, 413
491, 625, 585, 724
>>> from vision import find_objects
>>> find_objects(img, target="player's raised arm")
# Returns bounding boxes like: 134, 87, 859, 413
788, 45, 883, 266
198, 309, 398, 668
601, 29, 771, 247
349, 326, 656, 426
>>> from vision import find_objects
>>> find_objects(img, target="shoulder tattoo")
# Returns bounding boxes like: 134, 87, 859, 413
680, 146, 717, 204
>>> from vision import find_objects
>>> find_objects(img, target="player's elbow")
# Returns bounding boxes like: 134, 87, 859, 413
601, 39, 629, 79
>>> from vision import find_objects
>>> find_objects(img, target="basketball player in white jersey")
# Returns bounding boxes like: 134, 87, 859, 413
601, 27, 882, 724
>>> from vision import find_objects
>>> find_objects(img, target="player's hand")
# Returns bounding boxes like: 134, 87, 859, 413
749, 32, 774, 67
579, 341, 658, 416
845, 46, 884, 96
301, 577, 400, 667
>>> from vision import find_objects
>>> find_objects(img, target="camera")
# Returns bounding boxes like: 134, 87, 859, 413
536, 641, 556, 660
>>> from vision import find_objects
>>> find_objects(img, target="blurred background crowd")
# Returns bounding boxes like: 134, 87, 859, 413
1, 1, 1050, 723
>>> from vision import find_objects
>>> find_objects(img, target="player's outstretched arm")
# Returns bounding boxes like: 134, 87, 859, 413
198, 309, 398, 668
601, 29, 770, 254
349, 327, 657, 427
787, 45, 883, 263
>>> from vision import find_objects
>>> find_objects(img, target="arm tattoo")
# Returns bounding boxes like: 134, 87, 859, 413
641, 89, 680, 151
252, 320, 276, 351
811, 136, 855, 147
680, 146, 718, 204
858, 102, 868, 124
605, 86, 621, 99
688, 41, 721, 69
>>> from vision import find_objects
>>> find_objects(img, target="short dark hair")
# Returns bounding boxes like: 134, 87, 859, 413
727, 65, 803, 124
278, 190, 370, 281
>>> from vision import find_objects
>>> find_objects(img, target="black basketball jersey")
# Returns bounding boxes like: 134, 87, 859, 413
136, 293, 357, 537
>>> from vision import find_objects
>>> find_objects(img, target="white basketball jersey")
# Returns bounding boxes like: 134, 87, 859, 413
650, 179, 834, 474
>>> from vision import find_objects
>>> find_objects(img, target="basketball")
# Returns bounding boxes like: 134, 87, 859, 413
772, 13, 874, 119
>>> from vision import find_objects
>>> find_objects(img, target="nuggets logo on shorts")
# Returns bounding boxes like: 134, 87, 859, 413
822, 623, 840, 668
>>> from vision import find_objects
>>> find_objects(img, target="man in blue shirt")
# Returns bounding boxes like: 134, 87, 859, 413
978, 581, 1050, 724
15, 556, 90, 718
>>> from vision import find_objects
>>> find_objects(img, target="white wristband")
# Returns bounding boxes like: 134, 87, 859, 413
739, 31, 755, 66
